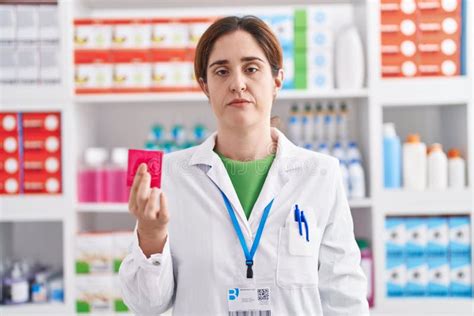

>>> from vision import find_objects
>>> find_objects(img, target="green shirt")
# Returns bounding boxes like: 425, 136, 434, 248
216, 151, 275, 219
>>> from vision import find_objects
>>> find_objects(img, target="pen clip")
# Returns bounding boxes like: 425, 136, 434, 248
294, 205, 303, 236
301, 211, 309, 242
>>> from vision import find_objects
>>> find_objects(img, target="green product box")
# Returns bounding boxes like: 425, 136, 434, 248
294, 9, 307, 29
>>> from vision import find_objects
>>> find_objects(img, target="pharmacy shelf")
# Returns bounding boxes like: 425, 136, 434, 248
374, 298, 474, 315
348, 198, 372, 209
0, 196, 68, 221
374, 77, 471, 107
0, 303, 68, 315
376, 189, 472, 216
0, 86, 71, 109
74, 89, 368, 104
76, 203, 129, 213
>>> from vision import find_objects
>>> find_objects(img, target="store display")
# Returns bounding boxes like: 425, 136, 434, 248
0, 112, 62, 195
385, 215, 472, 297
383, 123, 402, 188
427, 143, 448, 190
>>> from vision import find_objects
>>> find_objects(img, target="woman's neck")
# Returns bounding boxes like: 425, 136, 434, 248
215, 125, 276, 161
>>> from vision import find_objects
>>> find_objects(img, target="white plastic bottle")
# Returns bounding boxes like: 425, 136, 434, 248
427, 143, 448, 190
288, 104, 302, 145
302, 103, 314, 144
331, 142, 346, 163
347, 141, 362, 162
340, 161, 350, 198
349, 159, 366, 198
403, 134, 427, 190
336, 102, 348, 142
447, 148, 466, 189
314, 103, 324, 143
335, 25, 365, 89
325, 102, 336, 145
317, 143, 330, 156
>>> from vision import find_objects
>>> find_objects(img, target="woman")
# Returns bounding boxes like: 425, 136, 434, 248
120, 16, 369, 315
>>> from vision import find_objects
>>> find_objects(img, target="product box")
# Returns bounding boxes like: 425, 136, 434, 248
448, 216, 471, 256
151, 19, 189, 48
0, 174, 20, 194
0, 5, 16, 43
1, 113, 19, 134
282, 50, 294, 90
427, 255, 450, 296
76, 275, 114, 313
405, 217, 428, 257
405, 256, 428, 296
112, 19, 151, 49
1, 135, 19, 156
113, 50, 151, 91
449, 255, 472, 297
74, 19, 113, 50
23, 134, 60, 153
150, 50, 196, 92
112, 231, 134, 273
417, 0, 461, 16
270, 14, 294, 50
75, 51, 113, 93
23, 173, 61, 194
39, 45, 61, 84
17, 45, 40, 84
427, 217, 449, 257
0, 156, 20, 177
76, 233, 114, 274
0, 47, 17, 84
22, 112, 60, 133
16, 5, 39, 42
385, 217, 406, 257
38, 5, 59, 42
386, 256, 406, 297
188, 19, 214, 47
112, 275, 129, 312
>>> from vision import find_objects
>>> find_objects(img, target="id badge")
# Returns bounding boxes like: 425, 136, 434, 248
227, 287, 272, 315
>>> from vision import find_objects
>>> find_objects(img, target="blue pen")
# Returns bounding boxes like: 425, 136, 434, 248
294, 205, 303, 236
301, 211, 309, 242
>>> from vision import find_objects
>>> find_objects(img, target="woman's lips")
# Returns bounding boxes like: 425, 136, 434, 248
228, 99, 252, 107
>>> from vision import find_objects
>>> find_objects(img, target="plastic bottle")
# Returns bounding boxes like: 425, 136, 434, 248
447, 148, 466, 189
105, 148, 129, 203
288, 104, 302, 145
331, 142, 346, 163
171, 124, 186, 147
78, 148, 108, 202
32, 268, 50, 303
349, 159, 366, 198
193, 123, 208, 144
347, 141, 362, 162
335, 25, 365, 89
427, 143, 448, 190
403, 134, 427, 190
325, 102, 336, 145
317, 143, 330, 156
48, 272, 64, 303
336, 102, 349, 142
340, 161, 350, 198
302, 103, 314, 144
383, 123, 402, 189
357, 239, 374, 307
314, 103, 324, 143
3, 263, 29, 304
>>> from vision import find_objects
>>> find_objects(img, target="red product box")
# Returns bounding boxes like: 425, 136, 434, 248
127, 149, 163, 188
22, 112, 61, 134
0, 173, 20, 194
23, 173, 61, 194
22, 134, 61, 154
23, 151, 61, 175
0, 113, 19, 134
417, 0, 461, 15
0, 156, 20, 177
1, 134, 19, 156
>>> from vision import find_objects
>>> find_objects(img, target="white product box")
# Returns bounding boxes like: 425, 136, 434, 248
75, 22, 112, 50
308, 29, 334, 50
17, 45, 39, 84
385, 217, 406, 257
75, 63, 113, 89
151, 61, 193, 88
450, 256, 472, 297
405, 217, 428, 257
188, 22, 212, 47
427, 217, 449, 257
0, 47, 17, 83
113, 62, 152, 89
151, 22, 189, 48
76, 233, 114, 274
16, 5, 39, 42
113, 21, 151, 49
386, 256, 406, 297
428, 256, 450, 296
38, 5, 59, 42
0, 5, 16, 42
39, 45, 60, 84
448, 216, 471, 256
76, 275, 114, 313
405, 257, 428, 296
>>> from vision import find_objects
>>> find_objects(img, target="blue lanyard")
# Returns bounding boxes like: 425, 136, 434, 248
219, 190, 274, 279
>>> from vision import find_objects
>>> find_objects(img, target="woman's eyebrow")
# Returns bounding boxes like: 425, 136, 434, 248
208, 56, 265, 68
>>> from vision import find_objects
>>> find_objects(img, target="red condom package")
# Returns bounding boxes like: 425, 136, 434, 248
127, 149, 164, 188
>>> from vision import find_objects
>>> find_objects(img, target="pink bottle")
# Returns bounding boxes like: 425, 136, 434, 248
105, 148, 129, 203
358, 239, 374, 308
77, 148, 108, 203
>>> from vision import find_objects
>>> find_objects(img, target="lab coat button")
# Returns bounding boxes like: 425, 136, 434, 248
152, 259, 161, 266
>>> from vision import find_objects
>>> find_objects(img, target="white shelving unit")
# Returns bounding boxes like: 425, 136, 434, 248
1, 0, 473, 315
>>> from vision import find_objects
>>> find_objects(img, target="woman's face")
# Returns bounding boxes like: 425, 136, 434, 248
199, 30, 283, 130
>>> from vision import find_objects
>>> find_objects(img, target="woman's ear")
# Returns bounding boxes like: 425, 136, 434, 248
273, 68, 284, 95
198, 78, 210, 98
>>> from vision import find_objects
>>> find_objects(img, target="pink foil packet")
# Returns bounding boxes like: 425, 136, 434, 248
127, 149, 164, 188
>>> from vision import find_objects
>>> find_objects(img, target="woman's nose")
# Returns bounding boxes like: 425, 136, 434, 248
229, 72, 246, 93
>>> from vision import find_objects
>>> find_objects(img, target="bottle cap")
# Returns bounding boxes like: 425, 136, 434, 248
112, 148, 128, 167
448, 148, 461, 159
383, 123, 396, 137
405, 134, 420, 143
356, 239, 369, 250
85, 148, 108, 167
427, 143, 443, 154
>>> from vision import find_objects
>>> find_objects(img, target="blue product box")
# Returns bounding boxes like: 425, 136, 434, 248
282, 48, 294, 90
386, 256, 406, 297
450, 255, 473, 297
405, 217, 427, 257
427, 256, 450, 297
385, 217, 406, 258
448, 216, 471, 257
270, 14, 294, 50
405, 256, 428, 297
427, 217, 449, 257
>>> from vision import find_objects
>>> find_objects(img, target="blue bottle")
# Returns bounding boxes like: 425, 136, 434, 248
383, 123, 401, 188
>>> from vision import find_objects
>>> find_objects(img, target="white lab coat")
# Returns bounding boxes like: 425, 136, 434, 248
119, 128, 369, 316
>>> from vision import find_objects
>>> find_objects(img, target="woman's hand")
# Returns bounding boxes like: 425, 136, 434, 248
128, 163, 169, 256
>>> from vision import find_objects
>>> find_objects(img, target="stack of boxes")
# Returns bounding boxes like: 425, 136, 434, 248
0, 112, 62, 195
0, 3, 61, 85
75, 231, 134, 313
380, 0, 463, 77
385, 216, 472, 297
293, 9, 307, 90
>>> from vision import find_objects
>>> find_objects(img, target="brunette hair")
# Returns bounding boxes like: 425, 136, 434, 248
194, 15, 283, 83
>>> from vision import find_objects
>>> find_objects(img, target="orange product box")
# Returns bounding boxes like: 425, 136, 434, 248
23, 150, 61, 175
382, 53, 419, 78
23, 172, 61, 194
418, 53, 459, 76
75, 50, 114, 93
22, 112, 61, 133
74, 19, 115, 50
1, 134, 19, 156
22, 133, 61, 153
111, 19, 152, 49
417, 0, 461, 15
0, 173, 20, 194
0, 113, 19, 134
381, 0, 418, 22
418, 14, 461, 37
112, 50, 152, 92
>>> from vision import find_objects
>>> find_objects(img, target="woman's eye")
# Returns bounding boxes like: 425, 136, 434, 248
216, 69, 228, 76
246, 67, 258, 73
